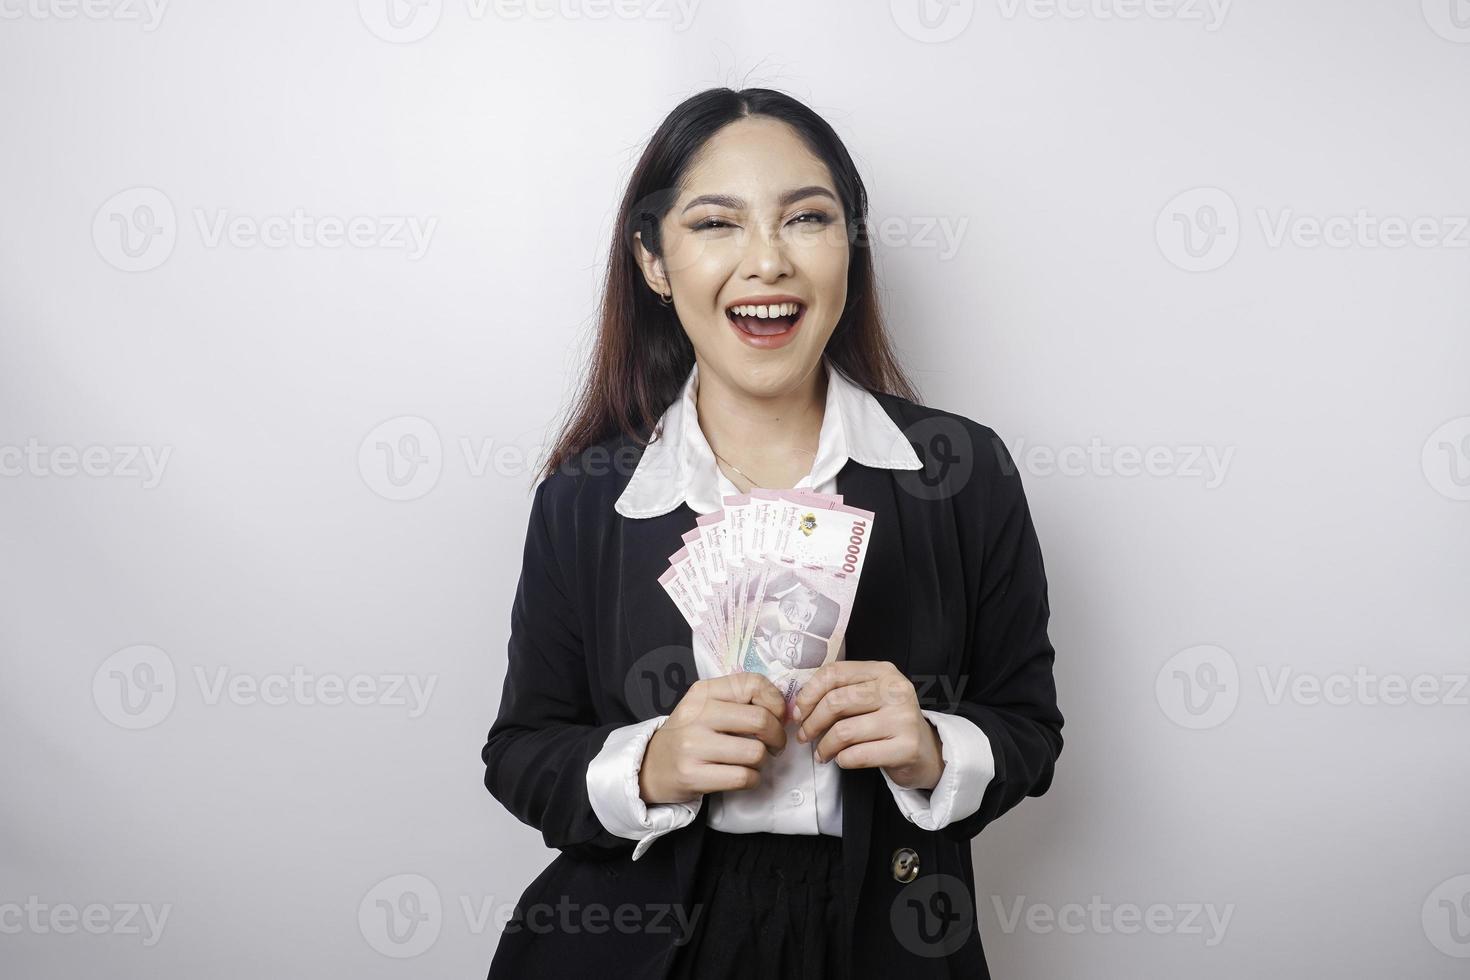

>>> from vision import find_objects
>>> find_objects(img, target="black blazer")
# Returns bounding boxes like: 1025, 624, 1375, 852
482, 390, 1064, 980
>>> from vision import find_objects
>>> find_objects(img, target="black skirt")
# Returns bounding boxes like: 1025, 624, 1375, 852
666, 829, 848, 980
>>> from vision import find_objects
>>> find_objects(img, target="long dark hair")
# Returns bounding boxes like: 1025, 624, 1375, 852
539, 87, 919, 480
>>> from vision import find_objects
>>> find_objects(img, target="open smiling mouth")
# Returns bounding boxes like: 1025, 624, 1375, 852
725, 301, 806, 339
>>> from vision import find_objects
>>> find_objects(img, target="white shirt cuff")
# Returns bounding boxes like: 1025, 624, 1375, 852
880, 710, 996, 831
586, 715, 702, 860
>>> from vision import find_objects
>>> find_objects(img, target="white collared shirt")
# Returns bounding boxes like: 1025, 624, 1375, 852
586, 357, 996, 860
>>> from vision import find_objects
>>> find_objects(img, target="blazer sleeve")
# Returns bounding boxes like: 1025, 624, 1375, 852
936, 423, 1065, 844
481, 474, 635, 861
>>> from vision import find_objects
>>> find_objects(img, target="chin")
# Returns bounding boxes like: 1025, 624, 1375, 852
729, 348, 822, 389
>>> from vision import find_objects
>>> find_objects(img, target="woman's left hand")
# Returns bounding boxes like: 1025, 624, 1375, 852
791, 661, 944, 791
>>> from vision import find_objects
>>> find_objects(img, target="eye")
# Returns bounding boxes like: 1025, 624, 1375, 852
790, 210, 832, 227
692, 217, 735, 231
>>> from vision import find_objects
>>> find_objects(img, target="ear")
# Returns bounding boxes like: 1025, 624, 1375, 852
633, 229, 669, 298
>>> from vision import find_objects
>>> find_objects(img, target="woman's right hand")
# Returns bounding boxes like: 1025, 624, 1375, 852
638, 672, 789, 805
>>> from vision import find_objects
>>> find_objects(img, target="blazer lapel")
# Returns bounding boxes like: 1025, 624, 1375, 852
619, 504, 703, 718
617, 504, 708, 922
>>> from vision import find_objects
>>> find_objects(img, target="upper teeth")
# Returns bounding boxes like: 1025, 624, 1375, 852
729, 302, 801, 318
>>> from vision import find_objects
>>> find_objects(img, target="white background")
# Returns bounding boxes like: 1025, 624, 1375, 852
2, 0, 1468, 976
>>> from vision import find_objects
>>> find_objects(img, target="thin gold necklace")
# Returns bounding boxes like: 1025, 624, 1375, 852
711, 447, 815, 490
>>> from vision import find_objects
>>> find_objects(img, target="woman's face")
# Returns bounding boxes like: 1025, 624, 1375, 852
637, 116, 850, 398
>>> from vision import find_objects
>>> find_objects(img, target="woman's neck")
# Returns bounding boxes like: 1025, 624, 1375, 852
694, 358, 828, 490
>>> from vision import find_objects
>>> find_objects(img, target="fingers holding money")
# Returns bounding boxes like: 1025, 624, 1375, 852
701, 672, 788, 726
639, 674, 788, 804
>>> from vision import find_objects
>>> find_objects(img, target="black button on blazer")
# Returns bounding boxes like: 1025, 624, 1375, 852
482, 390, 1064, 980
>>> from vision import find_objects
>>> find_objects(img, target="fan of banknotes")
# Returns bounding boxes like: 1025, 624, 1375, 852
659, 489, 876, 711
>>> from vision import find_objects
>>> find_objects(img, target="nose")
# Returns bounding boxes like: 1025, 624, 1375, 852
739, 222, 794, 281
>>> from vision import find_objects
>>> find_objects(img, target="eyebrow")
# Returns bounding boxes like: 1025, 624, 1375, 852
680, 185, 838, 214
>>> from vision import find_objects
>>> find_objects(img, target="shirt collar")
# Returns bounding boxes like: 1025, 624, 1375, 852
614, 356, 922, 519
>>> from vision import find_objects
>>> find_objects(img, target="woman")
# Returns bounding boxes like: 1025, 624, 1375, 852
482, 87, 1064, 980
